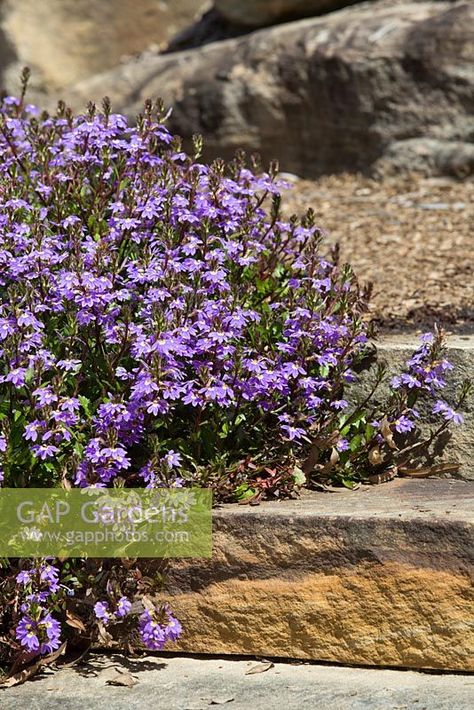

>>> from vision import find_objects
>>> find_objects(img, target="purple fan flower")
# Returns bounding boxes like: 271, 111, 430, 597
16, 610, 61, 655
94, 601, 112, 624
393, 415, 415, 434
138, 609, 167, 651
116, 596, 132, 618
432, 401, 464, 425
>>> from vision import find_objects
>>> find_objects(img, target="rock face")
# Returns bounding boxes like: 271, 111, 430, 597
213, 0, 357, 27
0, 0, 208, 89
158, 480, 474, 671
68, 0, 474, 178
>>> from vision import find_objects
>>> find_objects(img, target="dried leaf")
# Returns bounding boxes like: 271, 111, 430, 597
380, 418, 398, 450
368, 467, 397, 485
120, 558, 138, 569
368, 445, 383, 466
398, 466, 432, 478
141, 595, 156, 612
399, 462, 460, 478
65, 610, 87, 632
320, 447, 340, 474
245, 661, 274, 675
106, 668, 138, 688
238, 491, 261, 506
207, 697, 235, 705
0, 642, 67, 688
60, 475, 72, 490
97, 622, 114, 646
0, 660, 44, 688
303, 431, 339, 474
430, 463, 461, 475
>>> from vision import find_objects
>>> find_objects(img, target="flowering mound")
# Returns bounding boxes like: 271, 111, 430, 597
0, 77, 469, 679
0, 93, 372, 494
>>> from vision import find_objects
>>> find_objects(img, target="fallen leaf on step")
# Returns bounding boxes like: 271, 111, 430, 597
106, 668, 138, 687
245, 661, 274, 675
207, 696, 235, 705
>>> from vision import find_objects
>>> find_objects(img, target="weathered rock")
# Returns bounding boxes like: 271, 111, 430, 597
158, 480, 474, 671
373, 138, 474, 179
352, 335, 474, 478
67, 1, 474, 178
213, 0, 357, 28
0, 0, 208, 90
164, 8, 246, 54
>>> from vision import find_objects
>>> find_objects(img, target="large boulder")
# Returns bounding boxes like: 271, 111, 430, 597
67, 0, 474, 178
0, 0, 208, 90
214, 0, 358, 27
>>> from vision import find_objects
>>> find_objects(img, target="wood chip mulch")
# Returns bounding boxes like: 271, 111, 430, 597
281, 174, 474, 332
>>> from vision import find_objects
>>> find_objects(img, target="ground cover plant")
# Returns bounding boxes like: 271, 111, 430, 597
0, 72, 470, 681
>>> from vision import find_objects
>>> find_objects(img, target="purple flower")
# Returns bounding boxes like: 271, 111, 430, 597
164, 612, 182, 642
33, 386, 58, 407
391, 374, 421, 390
5, 367, 27, 387
94, 601, 112, 624
39, 562, 60, 590
330, 399, 348, 411
24, 421, 44, 442
164, 450, 182, 469
31, 444, 60, 460
138, 609, 167, 650
280, 424, 305, 441
16, 610, 62, 656
116, 596, 132, 618
432, 401, 464, 425
393, 415, 415, 434
15, 615, 40, 653
16, 569, 33, 585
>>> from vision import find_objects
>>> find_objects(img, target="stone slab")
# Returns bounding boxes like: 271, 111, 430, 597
2, 654, 474, 710
159, 480, 474, 671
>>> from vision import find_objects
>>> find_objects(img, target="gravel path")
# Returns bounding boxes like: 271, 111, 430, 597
282, 175, 474, 331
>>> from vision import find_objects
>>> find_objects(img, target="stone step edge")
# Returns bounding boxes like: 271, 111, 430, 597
158, 480, 473, 672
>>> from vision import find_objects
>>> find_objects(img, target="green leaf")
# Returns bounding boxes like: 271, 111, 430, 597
234, 484, 255, 501
292, 466, 306, 487
364, 423, 375, 439
349, 434, 362, 452
78, 396, 92, 416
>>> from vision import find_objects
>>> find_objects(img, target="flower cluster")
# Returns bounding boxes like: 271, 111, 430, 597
390, 332, 464, 423
14, 560, 62, 655
138, 606, 182, 651
16, 608, 61, 655
94, 596, 132, 624
93, 595, 182, 651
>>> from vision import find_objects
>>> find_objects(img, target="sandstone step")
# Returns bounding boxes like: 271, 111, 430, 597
161, 479, 474, 671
